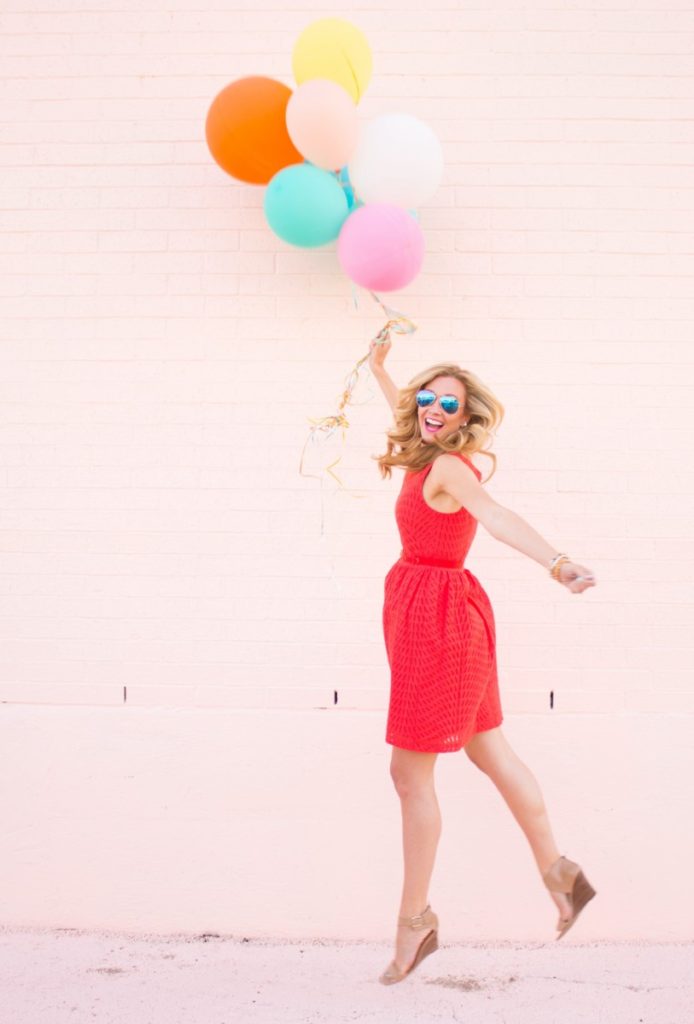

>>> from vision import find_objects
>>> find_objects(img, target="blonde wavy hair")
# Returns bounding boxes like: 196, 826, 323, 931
375, 363, 504, 482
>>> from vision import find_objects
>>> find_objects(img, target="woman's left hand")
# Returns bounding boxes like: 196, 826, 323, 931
558, 561, 597, 594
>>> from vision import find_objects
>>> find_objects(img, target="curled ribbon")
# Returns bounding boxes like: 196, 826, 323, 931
299, 291, 417, 485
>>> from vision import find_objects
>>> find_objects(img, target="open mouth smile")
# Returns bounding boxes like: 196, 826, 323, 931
423, 416, 444, 434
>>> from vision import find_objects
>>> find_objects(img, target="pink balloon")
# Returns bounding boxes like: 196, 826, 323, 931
337, 204, 424, 291
286, 79, 358, 171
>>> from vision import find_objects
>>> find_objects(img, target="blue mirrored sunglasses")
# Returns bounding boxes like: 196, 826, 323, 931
415, 389, 460, 415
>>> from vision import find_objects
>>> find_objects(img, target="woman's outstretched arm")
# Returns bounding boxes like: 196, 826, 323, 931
433, 454, 596, 594
368, 338, 399, 413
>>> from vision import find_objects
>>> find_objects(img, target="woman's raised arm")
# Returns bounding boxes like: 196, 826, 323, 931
368, 338, 399, 413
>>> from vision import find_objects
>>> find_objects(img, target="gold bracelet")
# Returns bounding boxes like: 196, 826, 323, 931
549, 553, 571, 581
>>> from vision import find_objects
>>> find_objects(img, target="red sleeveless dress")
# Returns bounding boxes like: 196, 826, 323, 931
383, 452, 502, 753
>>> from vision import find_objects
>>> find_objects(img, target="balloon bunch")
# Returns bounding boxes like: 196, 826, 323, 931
205, 16, 443, 292
205, 17, 443, 486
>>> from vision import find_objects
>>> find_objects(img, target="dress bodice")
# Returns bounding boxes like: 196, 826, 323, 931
394, 452, 481, 564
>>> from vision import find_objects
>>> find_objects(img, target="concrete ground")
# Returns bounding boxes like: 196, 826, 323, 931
1, 927, 691, 1024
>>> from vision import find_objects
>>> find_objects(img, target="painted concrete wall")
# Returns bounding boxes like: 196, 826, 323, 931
2, 0, 693, 940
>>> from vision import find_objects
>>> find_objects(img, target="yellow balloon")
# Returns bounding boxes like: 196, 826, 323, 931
292, 18, 372, 104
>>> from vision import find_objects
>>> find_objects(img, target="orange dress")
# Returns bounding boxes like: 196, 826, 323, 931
383, 452, 503, 753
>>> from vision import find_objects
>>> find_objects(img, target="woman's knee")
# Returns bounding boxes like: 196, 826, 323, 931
390, 768, 433, 800
389, 750, 437, 799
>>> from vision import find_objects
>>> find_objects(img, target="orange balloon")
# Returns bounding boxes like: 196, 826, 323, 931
205, 76, 304, 184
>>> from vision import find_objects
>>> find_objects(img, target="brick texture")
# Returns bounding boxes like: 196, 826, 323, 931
2, 0, 693, 717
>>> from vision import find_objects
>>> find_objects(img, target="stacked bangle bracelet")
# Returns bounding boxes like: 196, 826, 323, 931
549, 553, 571, 580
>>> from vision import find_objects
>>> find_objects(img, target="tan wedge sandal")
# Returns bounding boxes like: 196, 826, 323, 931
378, 904, 439, 985
543, 855, 596, 939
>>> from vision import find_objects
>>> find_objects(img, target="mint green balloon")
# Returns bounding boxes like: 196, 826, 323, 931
264, 163, 349, 247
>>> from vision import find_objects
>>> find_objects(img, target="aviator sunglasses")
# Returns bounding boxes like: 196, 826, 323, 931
415, 389, 461, 415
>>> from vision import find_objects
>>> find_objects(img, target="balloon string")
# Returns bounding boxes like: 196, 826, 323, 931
334, 169, 360, 212
299, 291, 417, 485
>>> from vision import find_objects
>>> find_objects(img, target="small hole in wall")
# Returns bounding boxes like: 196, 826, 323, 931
123, 685, 127, 704
549, 690, 554, 710
334, 690, 338, 706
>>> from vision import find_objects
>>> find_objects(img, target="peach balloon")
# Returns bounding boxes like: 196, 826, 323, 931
285, 79, 359, 171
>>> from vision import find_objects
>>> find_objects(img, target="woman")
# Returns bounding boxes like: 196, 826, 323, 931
368, 338, 597, 986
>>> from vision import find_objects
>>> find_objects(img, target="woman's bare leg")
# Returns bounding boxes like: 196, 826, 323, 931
387, 746, 441, 970
463, 726, 571, 921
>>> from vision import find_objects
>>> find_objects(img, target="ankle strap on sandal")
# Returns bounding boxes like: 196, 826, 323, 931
398, 905, 433, 930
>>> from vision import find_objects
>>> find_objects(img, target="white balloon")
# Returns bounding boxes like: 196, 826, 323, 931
348, 113, 444, 208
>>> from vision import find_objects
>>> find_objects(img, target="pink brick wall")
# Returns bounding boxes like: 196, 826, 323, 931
2, 1, 693, 938
3, 1, 693, 714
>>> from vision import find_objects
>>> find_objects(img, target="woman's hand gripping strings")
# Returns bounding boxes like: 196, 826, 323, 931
430, 455, 597, 594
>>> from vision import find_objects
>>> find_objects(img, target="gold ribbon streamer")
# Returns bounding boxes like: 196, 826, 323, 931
299, 291, 418, 486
